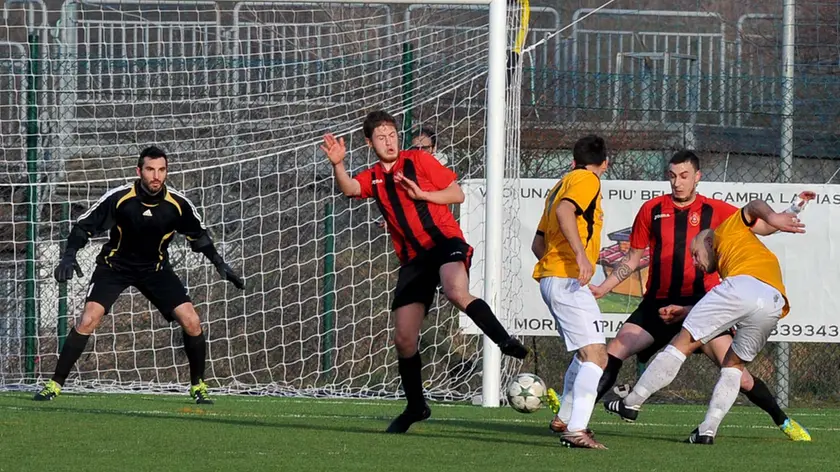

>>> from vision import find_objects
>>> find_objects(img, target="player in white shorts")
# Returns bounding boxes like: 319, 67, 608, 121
604, 197, 808, 444
531, 135, 608, 450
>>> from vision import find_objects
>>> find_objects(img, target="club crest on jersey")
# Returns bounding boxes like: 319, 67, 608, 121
689, 212, 700, 226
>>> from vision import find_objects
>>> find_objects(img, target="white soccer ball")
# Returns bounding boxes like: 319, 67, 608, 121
506, 373, 547, 414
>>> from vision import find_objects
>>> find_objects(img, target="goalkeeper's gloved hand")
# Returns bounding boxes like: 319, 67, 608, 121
54, 251, 83, 283
210, 254, 245, 290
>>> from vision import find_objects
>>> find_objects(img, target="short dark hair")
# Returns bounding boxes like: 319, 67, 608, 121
362, 110, 399, 139
138, 146, 168, 168
572, 135, 607, 168
417, 127, 437, 147
669, 150, 700, 170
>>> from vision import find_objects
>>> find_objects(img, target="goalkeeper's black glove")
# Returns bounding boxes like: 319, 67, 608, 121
209, 253, 245, 290
54, 250, 83, 283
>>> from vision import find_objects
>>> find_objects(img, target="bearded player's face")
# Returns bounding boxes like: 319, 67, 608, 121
137, 157, 167, 194
668, 162, 700, 203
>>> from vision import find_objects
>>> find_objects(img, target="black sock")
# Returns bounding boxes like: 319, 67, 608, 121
51, 328, 90, 385
183, 331, 207, 386
398, 352, 425, 412
596, 354, 624, 401
465, 299, 510, 345
742, 377, 787, 426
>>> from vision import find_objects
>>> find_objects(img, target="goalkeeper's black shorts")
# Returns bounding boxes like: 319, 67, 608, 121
85, 264, 191, 321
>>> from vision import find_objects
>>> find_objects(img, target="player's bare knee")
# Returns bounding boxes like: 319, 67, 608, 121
671, 328, 699, 356
703, 335, 731, 366
178, 314, 202, 336
393, 332, 418, 358
180, 319, 201, 336
739, 368, 755, 391
75, 318, 98, 336
173, 304, 202, 336
605, 339, 626, 360
442, 286, 471, 312
578, 343, 608, 369
609, 326, 651, 360
76, 304, 105, 335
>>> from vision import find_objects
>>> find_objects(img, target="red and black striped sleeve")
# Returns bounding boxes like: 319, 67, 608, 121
353, 167, 375, 199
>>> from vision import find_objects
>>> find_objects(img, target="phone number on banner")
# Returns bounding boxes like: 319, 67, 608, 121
770, 324, 840, 339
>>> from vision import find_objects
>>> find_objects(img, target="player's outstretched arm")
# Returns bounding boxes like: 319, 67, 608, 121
423, 181, 464, 204
555, 200, 593, 285
55, 187, 121, 283
743, 199, 806, 234
590, 248, 644, 299
751, 191, 816, 236
174, 191, 245, 290
321, 134, 361, 197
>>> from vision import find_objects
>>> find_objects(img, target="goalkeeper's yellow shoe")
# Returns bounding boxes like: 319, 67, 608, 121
543, 387, 561, 415
780, 418, 811, 441
33, 380, 61, 401
189, 380, 214, 405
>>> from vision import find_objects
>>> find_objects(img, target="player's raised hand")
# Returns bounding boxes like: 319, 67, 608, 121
659, 305, 689, 324
394, 172, 428, 201
575, 253, 594, 286
320, 133, 346, 166
54, 252, 83, 283
765, 211, 806, 234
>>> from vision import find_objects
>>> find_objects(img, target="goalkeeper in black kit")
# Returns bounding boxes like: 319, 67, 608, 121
34, 146, 244, 404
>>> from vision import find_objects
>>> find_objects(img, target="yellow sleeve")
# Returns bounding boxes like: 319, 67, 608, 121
558, 171, 599, 214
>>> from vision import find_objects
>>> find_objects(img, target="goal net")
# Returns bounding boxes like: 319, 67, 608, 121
1, 0, 528, 401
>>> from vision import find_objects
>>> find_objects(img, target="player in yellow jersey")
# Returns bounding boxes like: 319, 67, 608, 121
605, 197, 808, 444
531, 135, 608, 449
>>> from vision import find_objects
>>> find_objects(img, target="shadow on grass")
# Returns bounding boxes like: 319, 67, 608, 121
9, 393, 763, 447
7, 397, 564, 449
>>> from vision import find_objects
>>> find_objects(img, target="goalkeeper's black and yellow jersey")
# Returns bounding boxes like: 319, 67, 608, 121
66, 180, 215, 272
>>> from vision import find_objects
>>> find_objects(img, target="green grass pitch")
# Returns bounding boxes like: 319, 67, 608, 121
2, 392, 837, 471
597, 291, 641, 314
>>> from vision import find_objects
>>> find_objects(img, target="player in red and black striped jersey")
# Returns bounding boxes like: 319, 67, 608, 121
590, 151, 804, 440
322, 110, 528, 434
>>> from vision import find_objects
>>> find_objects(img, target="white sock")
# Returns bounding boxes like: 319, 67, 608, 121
567, 361, 604, 432
624, 345, 687, 408
698, 367, 742, 437
557, 356, 582, 423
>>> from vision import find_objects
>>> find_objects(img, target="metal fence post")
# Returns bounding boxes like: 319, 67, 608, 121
774, 0, 797, 409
